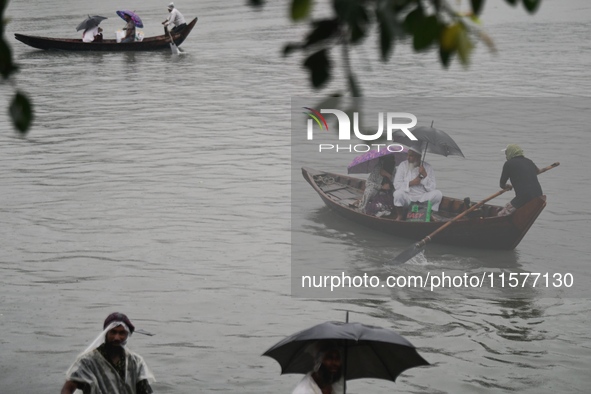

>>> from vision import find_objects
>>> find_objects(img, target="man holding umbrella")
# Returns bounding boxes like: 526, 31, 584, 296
393, 144, 442, 220
292, 340, 344, 394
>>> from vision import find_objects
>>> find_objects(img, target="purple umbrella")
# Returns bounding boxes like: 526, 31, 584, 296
347, 146, 408, 174
116, 10, 144, 28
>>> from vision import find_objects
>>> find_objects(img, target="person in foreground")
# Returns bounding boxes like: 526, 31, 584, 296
393, 145, 442, 220
61, 312, 155, 394
292, 340, 344, 394
498, 144, 543, 216
162, 2, 187, 35
121, 13, 136, 43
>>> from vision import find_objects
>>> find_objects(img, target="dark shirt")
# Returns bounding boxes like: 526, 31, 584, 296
500, 156, 543, 208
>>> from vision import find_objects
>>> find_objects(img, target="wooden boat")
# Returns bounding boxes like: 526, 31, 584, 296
302, 167, 547, 250
14, 18, 197, 51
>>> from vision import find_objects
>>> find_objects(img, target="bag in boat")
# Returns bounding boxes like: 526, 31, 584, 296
406, 201, 432, 222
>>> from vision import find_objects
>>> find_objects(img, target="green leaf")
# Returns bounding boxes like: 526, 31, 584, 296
291, 0, 312, 21
348, 72, 361, 97
247, 0, 265, 7
439, 45, 454, 68
0, 38, 18, 79
413, 15, 439, 51
522, 0, 541, 13
282, 42, 302, 57
504, 0, 517, 6
377, 8, 394, 61
456, 27, 473, 66
303, 49, 331, 88
304, 19, 340, 47
470, 0, 485, 15
403, 7, 424, 35
440, 23, 460, 51
9, 91, 33, 134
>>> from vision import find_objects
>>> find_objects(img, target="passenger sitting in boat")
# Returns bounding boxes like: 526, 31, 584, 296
82, 26, 103, 43
393, 145, 442, 220
121, 14, 136, 43
162, 2, 187, 35
497, 144, 543, 216
358, 155, 395, 214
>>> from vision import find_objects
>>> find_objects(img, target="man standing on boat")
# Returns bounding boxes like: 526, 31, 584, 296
498, 144, 543, 216
162, 2, 187, 35
60, 312, 155, 394
292, 340, 344, 394
393, 145, 442, 220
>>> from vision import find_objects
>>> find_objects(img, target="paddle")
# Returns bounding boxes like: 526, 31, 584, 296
391, 162, 560, 265
166, 28, 180, 55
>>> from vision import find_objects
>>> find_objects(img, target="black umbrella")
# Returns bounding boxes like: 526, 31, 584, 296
263, 320, 429, 392
393, 125, 465, 159
76, 15, 108, 32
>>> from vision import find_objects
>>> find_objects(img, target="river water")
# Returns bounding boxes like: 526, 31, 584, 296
1, 0, 590, 393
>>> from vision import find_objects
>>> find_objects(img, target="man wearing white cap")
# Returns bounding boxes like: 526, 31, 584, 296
162, 2, 187, 35
393, 145, 442, 220
60, 312, 155, 394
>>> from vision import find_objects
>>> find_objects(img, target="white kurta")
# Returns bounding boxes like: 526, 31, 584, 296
165, 8, 186, 27
393, 160, 442, 211
82, 26, 100, 43
292, 373, 344, 394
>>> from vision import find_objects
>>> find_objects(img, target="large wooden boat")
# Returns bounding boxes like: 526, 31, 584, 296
302, 167, 547, 250
14, 18, 197, 51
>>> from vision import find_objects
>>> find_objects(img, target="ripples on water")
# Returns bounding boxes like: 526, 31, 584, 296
1, 0, 591, 393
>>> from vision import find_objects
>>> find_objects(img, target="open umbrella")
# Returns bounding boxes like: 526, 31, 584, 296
347, 146, 408, 175
263, 320, 429, 393
116, 10, 144, 28
392, 125, 465, 159
76, 15, 108, 31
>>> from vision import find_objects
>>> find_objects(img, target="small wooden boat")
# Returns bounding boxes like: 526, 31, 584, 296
302, 167, 547, 250
14, 18, 198, 51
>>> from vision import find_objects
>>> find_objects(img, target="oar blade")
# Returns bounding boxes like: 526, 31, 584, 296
170, 43, 180, 55
392, 242, 425, 265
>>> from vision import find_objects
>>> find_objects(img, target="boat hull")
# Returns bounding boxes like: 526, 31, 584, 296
302, 167, 546, 250
14, 18, 198, 51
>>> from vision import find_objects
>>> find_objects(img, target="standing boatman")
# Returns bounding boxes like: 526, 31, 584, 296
498, 144, 543, 216
162, 2, 187, 35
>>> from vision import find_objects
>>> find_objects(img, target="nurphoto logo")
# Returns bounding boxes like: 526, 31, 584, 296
303, 107, 417, 152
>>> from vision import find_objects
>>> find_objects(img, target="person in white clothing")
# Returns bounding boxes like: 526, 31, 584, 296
60, 312, 155, 394
393, 145, 442, 220
162, 2, 187, 34
292, 340, 344, 394
82, 26, 103, 43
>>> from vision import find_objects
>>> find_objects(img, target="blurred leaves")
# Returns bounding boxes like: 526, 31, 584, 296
272, 0, 541, 95
10, 91, 33, 134
303, 49, 331, 88
247, 0, 265, 7
2, 0, 34, 134
291, 0, 312, 21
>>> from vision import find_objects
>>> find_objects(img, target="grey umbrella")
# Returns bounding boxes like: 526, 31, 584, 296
393, 125, 465, 158
76, 15, 108, 32
263, 320, 429, 392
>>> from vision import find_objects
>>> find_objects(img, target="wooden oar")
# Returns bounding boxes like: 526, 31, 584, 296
391, 162, 560, 265
166, 28, 180, 55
